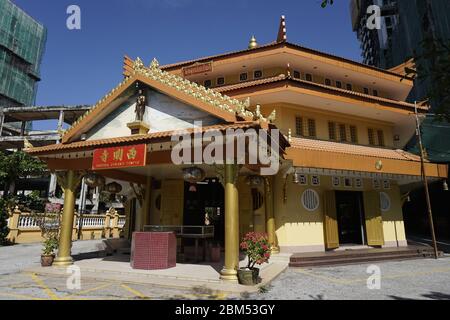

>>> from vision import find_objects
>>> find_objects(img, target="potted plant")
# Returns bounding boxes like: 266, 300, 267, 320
237, 232, 271, 285
35, 212, 60, 267
41, 234, 58, 266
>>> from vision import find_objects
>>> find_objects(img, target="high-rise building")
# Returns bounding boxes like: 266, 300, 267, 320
351, 0, 450, 103
0, 0, 47, 108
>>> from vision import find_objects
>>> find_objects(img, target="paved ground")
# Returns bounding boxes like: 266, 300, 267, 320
1, 241, 449, 300
249, 257, 450, 300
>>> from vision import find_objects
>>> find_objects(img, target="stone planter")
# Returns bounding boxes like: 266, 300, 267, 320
41, 254, 55, 267
237, 268, 259, 285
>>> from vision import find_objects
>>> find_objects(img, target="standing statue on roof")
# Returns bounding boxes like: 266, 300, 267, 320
135, 89, 147, 121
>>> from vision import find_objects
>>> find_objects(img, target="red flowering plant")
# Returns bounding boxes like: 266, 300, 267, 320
240, 232, 271, 270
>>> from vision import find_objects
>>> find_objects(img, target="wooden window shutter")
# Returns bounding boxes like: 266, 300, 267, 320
363, 191, 385, 246
323, 191, 339, 250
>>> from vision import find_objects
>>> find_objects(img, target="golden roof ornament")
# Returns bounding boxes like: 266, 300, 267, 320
248, 35, 258, 49
150, 58, 160, 69
133, 57, 145, 71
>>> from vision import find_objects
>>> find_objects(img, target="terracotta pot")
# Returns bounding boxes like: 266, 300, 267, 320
237, 268, 257, 285
41, 254, 55, 267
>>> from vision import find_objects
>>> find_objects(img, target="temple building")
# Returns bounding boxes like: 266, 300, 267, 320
26, 16, 448, 281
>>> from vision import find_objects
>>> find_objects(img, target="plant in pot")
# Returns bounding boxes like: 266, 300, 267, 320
41, 234, 58, 267
35, 212, 60, 267
237, 232, 271, 285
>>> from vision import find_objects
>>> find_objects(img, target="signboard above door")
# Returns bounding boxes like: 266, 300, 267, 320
92, 144, 147, 170
182, 61, 213, 77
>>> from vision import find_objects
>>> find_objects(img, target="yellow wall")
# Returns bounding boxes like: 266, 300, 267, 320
260, 103, 395, 148
272, 173, 407, 252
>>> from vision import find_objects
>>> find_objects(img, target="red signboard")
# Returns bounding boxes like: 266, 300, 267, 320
92, 144, 147, 170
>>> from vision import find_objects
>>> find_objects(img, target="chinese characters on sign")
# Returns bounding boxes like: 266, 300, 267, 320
92, 144, 147, 170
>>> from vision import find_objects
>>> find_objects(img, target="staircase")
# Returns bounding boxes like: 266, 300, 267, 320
289, 246, 443, 268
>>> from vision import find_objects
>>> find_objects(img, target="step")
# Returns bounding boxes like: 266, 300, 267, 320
289, 253, 424, 268
290, 249, 420, 262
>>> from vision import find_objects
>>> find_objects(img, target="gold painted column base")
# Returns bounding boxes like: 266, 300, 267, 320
53, 256, 73, 267
220, 268, 238, 282
271, 246, 280, 254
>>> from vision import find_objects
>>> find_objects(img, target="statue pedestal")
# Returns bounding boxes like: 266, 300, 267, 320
127, 121, 149, 135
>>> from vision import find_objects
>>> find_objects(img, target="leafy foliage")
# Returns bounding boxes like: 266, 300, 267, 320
42, 235, 58, 256
34, 212, 60, 255
0, 198, 10, 245
407, 37, 450, 121
321, 0, 334, 8
240, 232, 271, 269
0, 151, 46, 196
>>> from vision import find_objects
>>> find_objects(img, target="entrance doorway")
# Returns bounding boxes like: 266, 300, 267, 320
183, 178, 225, 245
335, 191, 366, 245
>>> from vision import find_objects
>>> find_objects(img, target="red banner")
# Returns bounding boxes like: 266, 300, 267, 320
92, 144, 147, 170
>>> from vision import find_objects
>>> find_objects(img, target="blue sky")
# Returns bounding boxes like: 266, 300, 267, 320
12, 0, 362, 129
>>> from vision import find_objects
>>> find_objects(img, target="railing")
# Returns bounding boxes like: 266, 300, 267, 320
7, 207, 126, 244
143, 225, 215, 238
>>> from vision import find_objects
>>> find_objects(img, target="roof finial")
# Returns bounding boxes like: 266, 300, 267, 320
277, 15, 287, 42
248, 35, 258, 49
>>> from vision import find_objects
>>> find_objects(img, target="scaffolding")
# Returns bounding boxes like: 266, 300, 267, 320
0, 0, 47, 106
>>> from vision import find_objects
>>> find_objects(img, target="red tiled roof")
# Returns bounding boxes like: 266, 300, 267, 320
214, 75, 426, 111
289, 137, 423, 162
26, 122, 260, 155
161, 41, 411, 80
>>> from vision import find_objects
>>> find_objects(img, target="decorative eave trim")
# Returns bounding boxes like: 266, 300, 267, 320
62, 57, 267, 144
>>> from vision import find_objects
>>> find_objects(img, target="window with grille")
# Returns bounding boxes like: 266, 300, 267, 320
328, 122, 336, 140
350, 125, 358, 143
305, 74, 313, 82
307, 119, 316, 138
336, 81, 342, 88
239, 73, 248, 82
295, 117, 304, 136
364, 87, 369, 94
368, 128, 375, 145
325, 78, 332, 86
377, 130, 385, 146
217, 77, 225, 85
293, 70, 301, 79
373, 89, 378, 96
346, 83, 353, 91
339, 124, 347, 142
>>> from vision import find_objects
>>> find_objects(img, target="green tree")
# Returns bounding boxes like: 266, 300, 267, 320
0, 198, 9, 245
0, 151, 46, 197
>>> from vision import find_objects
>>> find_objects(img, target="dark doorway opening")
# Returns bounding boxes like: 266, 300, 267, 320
183, 178, 225, 246
335, 191, 366, 245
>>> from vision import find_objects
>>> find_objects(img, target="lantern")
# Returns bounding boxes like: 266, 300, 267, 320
245, 175, 264, 186
182, 167, 205, 193
182, 167, 205, 184
105, 182, 122, 194
84, 172, 105, 188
